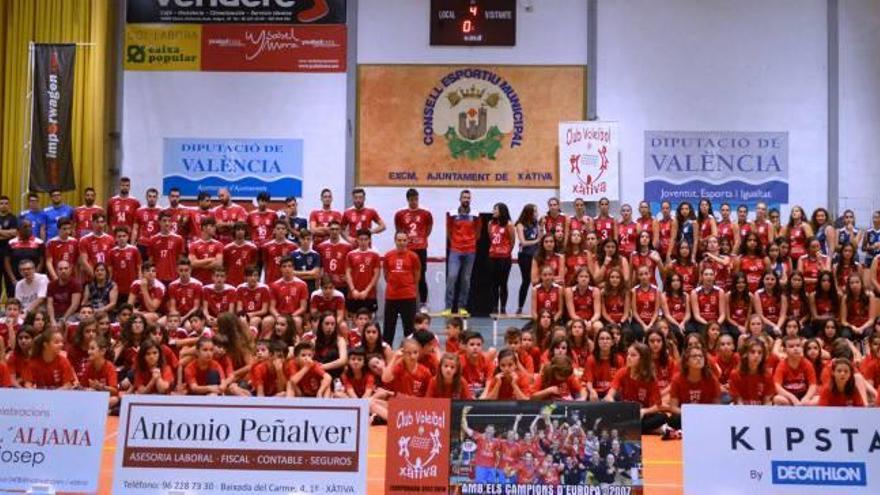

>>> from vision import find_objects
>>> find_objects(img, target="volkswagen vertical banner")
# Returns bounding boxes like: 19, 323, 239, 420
30, 44, 76, 192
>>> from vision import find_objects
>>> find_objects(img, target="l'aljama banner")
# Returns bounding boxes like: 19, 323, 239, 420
126, 0, 347, 24
358, 65, 586, 188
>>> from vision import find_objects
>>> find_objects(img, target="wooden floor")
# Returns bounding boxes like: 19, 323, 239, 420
98, 417, 683, 494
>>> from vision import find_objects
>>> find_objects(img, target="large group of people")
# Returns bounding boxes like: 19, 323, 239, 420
0, 178, 878, 436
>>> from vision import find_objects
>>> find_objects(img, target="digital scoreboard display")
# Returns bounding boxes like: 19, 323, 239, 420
430, 0, 516, 46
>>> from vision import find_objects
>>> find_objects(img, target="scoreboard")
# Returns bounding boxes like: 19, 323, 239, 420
430, 0, 517, 46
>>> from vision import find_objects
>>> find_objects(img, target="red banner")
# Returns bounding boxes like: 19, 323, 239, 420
201, 24, 346, 72
385, 398, 450, 494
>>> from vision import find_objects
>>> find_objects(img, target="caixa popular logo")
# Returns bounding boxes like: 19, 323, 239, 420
771, 461, 867, 487
422, 68, 525, 160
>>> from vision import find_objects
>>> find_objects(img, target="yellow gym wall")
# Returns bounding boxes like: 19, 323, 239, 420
0, 0, 117, 211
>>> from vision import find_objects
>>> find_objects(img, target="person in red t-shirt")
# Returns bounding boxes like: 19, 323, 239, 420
286, 342, 331, 398
107, 226, 142, 301
148, 211, 186, 285
236, 266, 271, 331
381, 337, 432, 397
310, 276, 346, 321
45, 218, 79, 281
394, 188, 433, 308
666, 346, 721, 429
184, 337, 226, 395
188, 216, 225, 284
133, 339, 174, 395
81, 337, 119, 410
425, 352, 473, 399
127, 262, 165, 322
383, 231, 421, 345
250, 340, 287, 397
23, 328, 77, 389
460, 405, 501, 483
244, 192, 276, 249
773, 335, 818, 406
729, 337, 776, 405
445, 190, 480, 316
341, 188, 386, 242
78, 212, 114, 280
533, 355, 586, 401
107, 177, 140, 231
818, 358, 866, 407
186, 192, 214, 240
345, 229, 381, 315
223, 222, 259, 287
46, 260, 81, 325
308, 188, 343, 245
458, 332, 495, 398
269, 257, 309, 337
201, 267, 236, 327
132, 188, 162, 259
73, 187, 104, 238
605, 342, 667, 434
167, 258, 204, 323
261, 220, 298, 284
481, 348, 531, 399
212, 188, 248, 244
316, 221, 352, 294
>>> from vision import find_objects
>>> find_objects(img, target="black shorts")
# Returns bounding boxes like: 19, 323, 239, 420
346, 298, 377, 314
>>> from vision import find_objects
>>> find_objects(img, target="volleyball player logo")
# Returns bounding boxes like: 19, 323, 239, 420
397, 425, 443, 480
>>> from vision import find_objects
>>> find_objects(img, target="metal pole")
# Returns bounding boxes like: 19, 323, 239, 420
827, 0, 839, 216
20, 43, 35, 212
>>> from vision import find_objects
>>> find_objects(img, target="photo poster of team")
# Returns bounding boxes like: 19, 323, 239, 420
449, 400, 642, 495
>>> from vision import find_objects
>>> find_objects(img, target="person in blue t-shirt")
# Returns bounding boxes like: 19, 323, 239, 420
43, 188, 74, 240
280, 196, 308, 241
20, 192, 48, 241
291, 229, 321, 293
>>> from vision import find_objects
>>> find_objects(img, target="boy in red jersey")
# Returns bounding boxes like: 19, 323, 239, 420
201, 267, 236, 327
394, 188, 433, 310
184, 337, 226, 395
444, 316, 464, 353
308, 188, 343, 245
773, 335, 818, 406
341, 188, 385, 242
316, 221, 352, 296
127, 262, 165, 321
459, 331, 494, 398
261, 220, 298, 284
286, 342, 331, 398
78, 212, 114, 280
383, 231, 421, 344
461, 405, 501, 483
223, 222, 258, 287
247, 192, 278, 248
148, 211, 186, 286
236, 266, 271, 332
45, 218, 79, 280
107, 226, 142, 302
188, 216, 224, 284
132, 188, 162, 259
167, 258, 203, 323
212, 188, 248, 244
310, 275, 345, 321
269, 257, 309, 336
345, 229, 381, 315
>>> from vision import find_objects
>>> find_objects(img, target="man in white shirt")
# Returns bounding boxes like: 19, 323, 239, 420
15, 259, 48, 313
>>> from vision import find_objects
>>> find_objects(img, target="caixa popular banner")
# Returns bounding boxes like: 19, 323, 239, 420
113, 396, 369, 494
683, 405, 880, 494
163, 138, 303, 199
0, 389, 108, 493
644, 130, 789, 210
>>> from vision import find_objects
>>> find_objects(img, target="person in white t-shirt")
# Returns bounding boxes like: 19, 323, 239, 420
15, 259, 48, 313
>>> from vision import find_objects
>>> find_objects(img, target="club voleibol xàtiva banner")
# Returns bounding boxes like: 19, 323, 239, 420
163, 138, 303, 199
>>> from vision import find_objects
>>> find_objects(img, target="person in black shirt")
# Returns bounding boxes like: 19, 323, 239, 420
0, 195, 19, 297
562, 455, 587, 484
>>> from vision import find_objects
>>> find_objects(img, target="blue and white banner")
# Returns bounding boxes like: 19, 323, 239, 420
683, 405, 878, 494
163, 138, 303, 199
644, 131, 788, 209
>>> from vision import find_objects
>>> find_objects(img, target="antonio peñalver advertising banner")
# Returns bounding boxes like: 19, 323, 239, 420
162, 138, 303, 199
644, 131, 788, 210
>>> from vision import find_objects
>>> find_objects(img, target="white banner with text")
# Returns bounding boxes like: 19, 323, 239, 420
0, 389, 108, 493
113, 395, 369, 494
559, 121, 620, 201
684, 405, 879, 494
